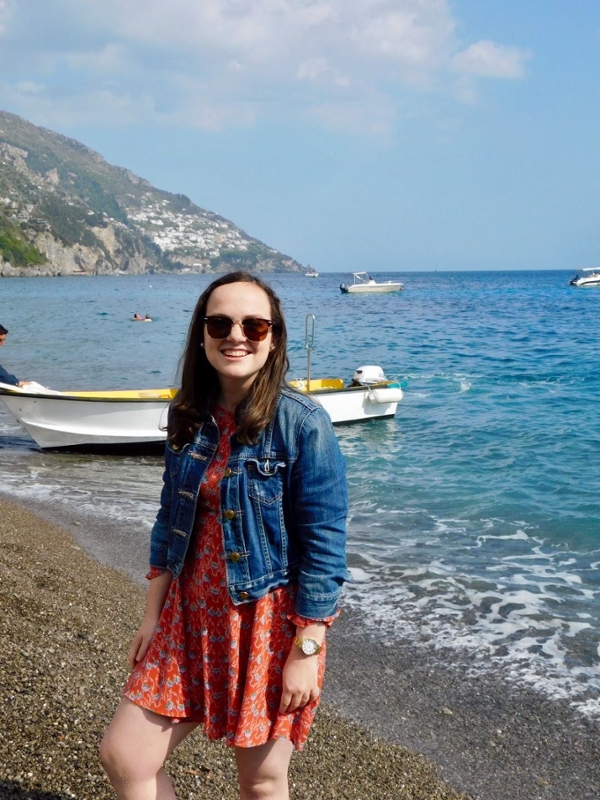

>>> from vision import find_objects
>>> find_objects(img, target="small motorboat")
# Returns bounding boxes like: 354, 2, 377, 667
288, 315, 402, 424
305, 265, 319, 278
340, 272, 403, 294
569, 268, 600, 287
289, 368, 402, 425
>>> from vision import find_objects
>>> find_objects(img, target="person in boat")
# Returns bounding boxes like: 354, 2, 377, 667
101, 270, 349, 800
0, 325, 30, 387
367, 275, 376, 285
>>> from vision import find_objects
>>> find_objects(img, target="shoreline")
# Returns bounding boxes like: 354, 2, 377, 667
1, 496, 599, 799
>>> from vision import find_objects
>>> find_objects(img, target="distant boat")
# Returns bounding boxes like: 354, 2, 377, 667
340, 272, 403, 294
569, 267, 600, 287
305, 265, 319, 278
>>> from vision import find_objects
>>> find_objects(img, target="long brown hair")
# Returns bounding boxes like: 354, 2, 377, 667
168, 271, 289, 447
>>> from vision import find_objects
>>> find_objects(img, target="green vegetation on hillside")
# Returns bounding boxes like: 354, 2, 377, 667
34, 195, 106, 250
0, 217, 46, 266
66, 173, 127, 221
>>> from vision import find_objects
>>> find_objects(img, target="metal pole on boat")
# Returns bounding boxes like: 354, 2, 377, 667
304, 314, 316, 392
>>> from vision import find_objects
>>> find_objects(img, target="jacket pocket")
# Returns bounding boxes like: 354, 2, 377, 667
246, 459, 286, 504
245, 459, 288, 572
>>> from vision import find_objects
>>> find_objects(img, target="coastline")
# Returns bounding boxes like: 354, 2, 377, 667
1, 496, 599, 800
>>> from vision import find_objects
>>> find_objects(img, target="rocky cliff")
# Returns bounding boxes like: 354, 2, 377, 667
0, 110, 302, 276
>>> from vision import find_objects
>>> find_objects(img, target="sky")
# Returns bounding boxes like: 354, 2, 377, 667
0, 0, 599, 272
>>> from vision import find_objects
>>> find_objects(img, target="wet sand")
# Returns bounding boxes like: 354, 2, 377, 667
1, 497, 599, 799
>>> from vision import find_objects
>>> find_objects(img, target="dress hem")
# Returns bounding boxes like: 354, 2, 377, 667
122, 690, 311, 751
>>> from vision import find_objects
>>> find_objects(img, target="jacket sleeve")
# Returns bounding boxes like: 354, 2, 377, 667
0, 364, 19, 386
149, 451, 174, 570
290, 407, 350, 618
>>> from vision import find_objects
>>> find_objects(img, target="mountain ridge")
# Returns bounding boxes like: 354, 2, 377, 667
0, 109, 303, 276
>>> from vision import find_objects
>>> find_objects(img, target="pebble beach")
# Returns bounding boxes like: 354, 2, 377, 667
1, 497, 599, 800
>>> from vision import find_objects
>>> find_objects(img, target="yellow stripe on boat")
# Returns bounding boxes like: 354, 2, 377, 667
289, 378, 345, 391
64, 388, 177, 400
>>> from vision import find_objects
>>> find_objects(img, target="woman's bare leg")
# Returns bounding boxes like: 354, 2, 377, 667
99, 698, 199, 800
235, 738, 294, 800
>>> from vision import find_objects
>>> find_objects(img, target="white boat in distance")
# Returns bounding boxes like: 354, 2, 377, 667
340, 272, 403, 294
0, 370, 403, 450
569, 267, 600, 287
305, 265, 319, 278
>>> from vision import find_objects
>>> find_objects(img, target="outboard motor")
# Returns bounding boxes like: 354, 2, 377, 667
351, 365, 386, 386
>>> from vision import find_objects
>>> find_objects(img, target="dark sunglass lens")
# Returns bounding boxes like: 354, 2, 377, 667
205, 317, 233, 338
242, 319, 271, 341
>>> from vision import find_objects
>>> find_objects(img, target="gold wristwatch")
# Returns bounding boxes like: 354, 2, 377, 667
294, 635, 322, 655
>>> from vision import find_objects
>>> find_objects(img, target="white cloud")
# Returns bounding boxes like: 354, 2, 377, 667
227, 60, 248, 74
0, 1, 532, 134
452, 40, 531, 79
296, 57, 329, 81
352, 2, 454, 67
0, 0, 9, 34
15, 81, 43, 95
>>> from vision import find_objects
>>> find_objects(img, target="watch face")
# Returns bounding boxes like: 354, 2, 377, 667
301, 638, 319, 655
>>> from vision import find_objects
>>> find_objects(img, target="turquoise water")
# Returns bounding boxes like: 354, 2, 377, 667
1, 270, 599, 715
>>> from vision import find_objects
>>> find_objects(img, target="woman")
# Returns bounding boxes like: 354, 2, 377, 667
100, 271, 349, 800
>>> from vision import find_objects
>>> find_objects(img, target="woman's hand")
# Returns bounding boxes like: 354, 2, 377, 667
128, 614, 160, 669
279, 644, 320, 714
128, 570, 173, 670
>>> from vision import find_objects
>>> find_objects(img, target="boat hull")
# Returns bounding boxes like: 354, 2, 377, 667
0, 381, 402, 449
291, 382, 403, 424
0, 388, 173, 449
570, 278, 600, 287
340, 283, 403, 294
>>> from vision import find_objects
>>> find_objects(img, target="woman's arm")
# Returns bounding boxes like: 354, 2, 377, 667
128, 570, 173, 669
280, 621, 326, 713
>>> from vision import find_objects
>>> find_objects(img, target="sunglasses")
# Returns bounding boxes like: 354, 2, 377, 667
204, 316, 274, 342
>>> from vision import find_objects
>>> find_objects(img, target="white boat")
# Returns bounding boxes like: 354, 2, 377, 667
0, 383, 174, 450
290, 367, 403, 425
340, 272, 403, 294
305, 266, 319, 278
0, 370, 402, 450
569, 267, 600, 287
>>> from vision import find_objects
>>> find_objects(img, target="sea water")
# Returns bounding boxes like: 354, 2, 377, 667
1, 270, 599, 717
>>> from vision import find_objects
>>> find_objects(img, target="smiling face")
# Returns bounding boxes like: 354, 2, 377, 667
203, 281, 275, 408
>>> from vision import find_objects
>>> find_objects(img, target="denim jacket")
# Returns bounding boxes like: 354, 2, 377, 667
149, 387, 350, 619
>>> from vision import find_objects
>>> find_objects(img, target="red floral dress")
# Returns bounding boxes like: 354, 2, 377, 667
124, 407, 333, 750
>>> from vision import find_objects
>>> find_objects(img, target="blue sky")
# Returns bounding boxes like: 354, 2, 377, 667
0, 0, 599, 272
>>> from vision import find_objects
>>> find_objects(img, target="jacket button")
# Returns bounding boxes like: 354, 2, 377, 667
224, 509, 235, 520
223, 467, 232, 478
239, 591, 250, 600
229, 552, 241, 562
